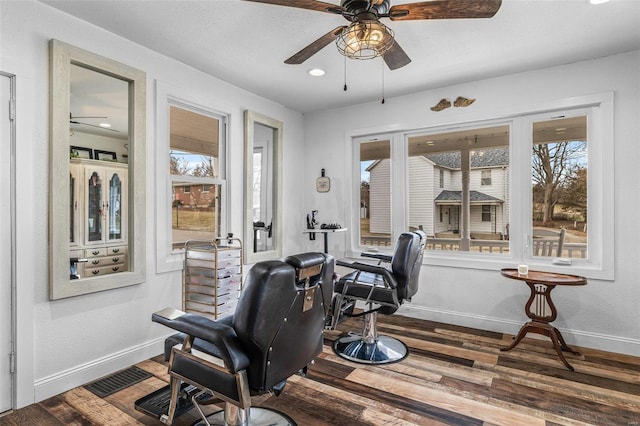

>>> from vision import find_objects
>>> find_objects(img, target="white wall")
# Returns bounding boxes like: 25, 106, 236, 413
0, 1, 305, 407
303, 50, 640, 356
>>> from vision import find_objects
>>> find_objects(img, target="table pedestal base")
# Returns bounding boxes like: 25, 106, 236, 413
501, 320, 581, 371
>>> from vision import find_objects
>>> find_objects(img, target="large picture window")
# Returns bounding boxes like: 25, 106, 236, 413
351, 95, 613, 279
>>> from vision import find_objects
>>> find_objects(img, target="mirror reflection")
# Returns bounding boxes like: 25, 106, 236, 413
251, 122, 274, 253
69, 64, 130, 279
50, 39, 146, 300
244, 111, 282, 264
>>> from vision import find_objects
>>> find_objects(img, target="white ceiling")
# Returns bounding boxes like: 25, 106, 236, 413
41, 0, 640, 114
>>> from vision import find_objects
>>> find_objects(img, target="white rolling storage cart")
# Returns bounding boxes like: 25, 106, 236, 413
183, 237, 243, 320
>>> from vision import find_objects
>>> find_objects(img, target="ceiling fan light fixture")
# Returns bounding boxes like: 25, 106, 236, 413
336, 20, 394, 60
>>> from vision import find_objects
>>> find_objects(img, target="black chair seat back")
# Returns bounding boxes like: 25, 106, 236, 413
232, 259, 325, 392
391, 231, 425, 301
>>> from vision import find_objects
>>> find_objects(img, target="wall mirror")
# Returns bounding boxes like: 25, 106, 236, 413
244, 110, 282, 264
50, 40, 146, 300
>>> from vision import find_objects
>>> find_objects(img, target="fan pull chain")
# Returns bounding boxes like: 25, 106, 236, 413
381, 59, 385, 104
343, 55, 348, 91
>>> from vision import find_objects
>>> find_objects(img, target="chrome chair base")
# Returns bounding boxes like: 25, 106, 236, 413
196, 407, 296, 426
332, 333, 408, 365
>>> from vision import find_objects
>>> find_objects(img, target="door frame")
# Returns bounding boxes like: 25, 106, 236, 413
1, 70, 17, 412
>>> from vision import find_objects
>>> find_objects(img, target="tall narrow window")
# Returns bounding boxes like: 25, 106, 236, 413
531, 116, 587, 259
407, 125, 509, 254
481, 169, 492, 186
169, 106, 225, 249
481, 205, 492, 222
360, 139, 391, 247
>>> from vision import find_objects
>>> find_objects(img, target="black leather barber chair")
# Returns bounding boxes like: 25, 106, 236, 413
151, 252, 333, 426
330, 231, 426, 364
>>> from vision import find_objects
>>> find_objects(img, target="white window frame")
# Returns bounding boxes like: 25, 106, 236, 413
347, 93, 614, 280
155, 80, 229, 273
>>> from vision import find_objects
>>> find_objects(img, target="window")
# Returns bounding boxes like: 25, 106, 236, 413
359, 139, 392, 247
531, 115, 587, 259
481, 170, 492, 186
155, 82, 230, 273
406, 125, 509, 255
482, 205, 492, 222
351, 94, 613, 278
169, 105, 226, 249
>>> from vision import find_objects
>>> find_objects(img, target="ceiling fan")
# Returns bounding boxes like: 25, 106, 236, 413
69, 113, 119, 132
245, 0, 502, 70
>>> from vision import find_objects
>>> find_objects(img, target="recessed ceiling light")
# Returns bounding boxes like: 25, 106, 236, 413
99, 123, 112, 128
308, 68, 325, 77
589, 0, 610, 4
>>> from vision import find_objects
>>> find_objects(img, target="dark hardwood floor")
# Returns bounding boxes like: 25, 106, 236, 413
2, 314, 639, 425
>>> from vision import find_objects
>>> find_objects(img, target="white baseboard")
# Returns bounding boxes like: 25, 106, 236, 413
33, 336, 166, 403
397, 303, 640, 357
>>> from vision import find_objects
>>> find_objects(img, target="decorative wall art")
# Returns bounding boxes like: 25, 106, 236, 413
430, 96, 476, 112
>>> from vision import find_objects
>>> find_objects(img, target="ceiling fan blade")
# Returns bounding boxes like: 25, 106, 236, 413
243, 0, 341, 14
285, 26, 346, 64
389, 0, 502, 21
383, 41, 411, 70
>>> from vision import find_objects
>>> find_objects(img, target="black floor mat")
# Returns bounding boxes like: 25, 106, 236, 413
84, 366, 153, 398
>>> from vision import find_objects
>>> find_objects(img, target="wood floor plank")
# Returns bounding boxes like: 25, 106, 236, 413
38, 395, 93, 425
287, 374, 451, 426
490, 378, 640, 426
61, 387, 143, 425
0, 403, 65, 425
473, 361, 640, 414
308, 367, 484, 424
135, 359, 170, 380
346, 367, 546, 426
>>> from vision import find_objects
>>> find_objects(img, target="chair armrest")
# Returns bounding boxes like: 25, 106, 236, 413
152, 308, 249, 373
360, 252, 392, 263
336, 260, 396, 289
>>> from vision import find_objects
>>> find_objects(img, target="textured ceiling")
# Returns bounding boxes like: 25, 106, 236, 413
41, 0, 640, 113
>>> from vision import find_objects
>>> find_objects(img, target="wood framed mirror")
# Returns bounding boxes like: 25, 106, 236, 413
243, 110, 282, 264
49, 40, 146, 299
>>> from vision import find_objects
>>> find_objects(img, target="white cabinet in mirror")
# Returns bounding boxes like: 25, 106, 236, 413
50, 40, 146, 299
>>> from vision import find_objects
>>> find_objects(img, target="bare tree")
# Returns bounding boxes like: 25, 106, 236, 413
169, 151, 190, 175
560, 166, 587, 222
532, 141, 586, 224
193, 156, 215, 177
